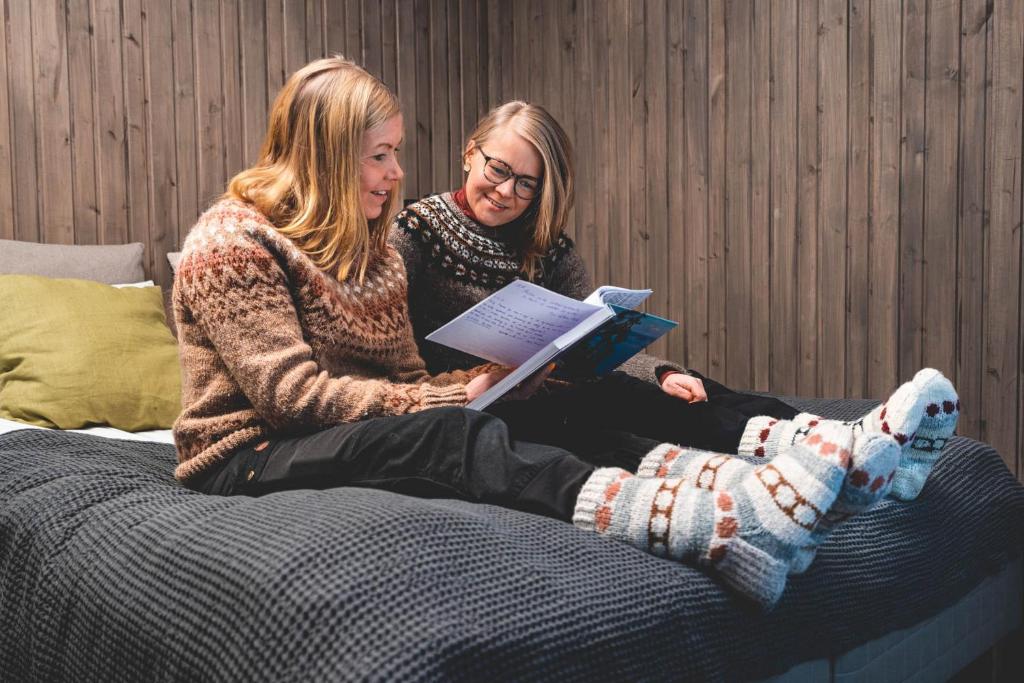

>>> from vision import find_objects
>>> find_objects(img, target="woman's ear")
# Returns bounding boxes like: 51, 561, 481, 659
463, 141, 476, 172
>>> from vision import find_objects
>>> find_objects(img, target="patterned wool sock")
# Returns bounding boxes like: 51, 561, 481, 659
575, 422, 854, 609
851, 377, 927, 447
889, 368, 960, 501
788, 432, 900, 573
737, 413, 822, 459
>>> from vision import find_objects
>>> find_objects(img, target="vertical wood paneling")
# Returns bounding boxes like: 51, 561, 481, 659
172, 0, 198, 245
32, 0, 73, 245
957, 0, 989, 441
282, 0, 306, 76
65, 0, 98, 244
769, 0, 797, 396
144, 0, 178, 285
573, 0, 596, 290
901, 0, 927, 380
983, 0, 1022, 471
193, 1, 223, 210
591, 0, 610, 288
94, 0, 127, 245
681, 0, 709, 374
724, 0, 752, 389
817, 0, 847, 398
0, 0, 12, 240
123, 0, 149, 254
8, 2, 39, 241
396, 0, 419, 195
240, 0, 268, 166
628, 0, 647, 294
867, 0, 901, 399
413, 0, 431, 195
4, 0, 1024, 481
707, 0, 727, 380
666, 0, 686, 364
923, 0, 961, 377
646, 0, 669, 359
750, 0, 770, 391
796, 0, 819, 395
846, 0, 870, 399
221, 0, 244, 180
607, 0, 630, 293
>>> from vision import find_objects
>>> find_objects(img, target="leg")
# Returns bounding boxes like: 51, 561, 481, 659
574, 421, 857, 608
487, 395, 661, 470
188, 407, 594, 521
520, 371, 799, 454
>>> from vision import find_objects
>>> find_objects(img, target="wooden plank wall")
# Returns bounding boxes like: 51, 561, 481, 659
487, 0, 1024, 481
1, 0, 1023, 483
0, 0, 487, 289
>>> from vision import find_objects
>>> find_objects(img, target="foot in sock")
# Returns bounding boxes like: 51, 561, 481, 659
788, 432, 900, 572
638, 429, 900, 574
575, 422, 854, 609
737, 372, 933, 473
888, 369, 959, 500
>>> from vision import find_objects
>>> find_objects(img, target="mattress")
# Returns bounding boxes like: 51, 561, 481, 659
0, 417, 174, 444
1, 410, 1022, 681
763, 557, 1023, 682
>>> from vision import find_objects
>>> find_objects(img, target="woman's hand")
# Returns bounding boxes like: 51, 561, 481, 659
660, 373, 707, 403
466, 364, 555, 403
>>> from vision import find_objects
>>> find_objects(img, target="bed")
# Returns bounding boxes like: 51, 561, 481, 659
1, 239, 1022, 682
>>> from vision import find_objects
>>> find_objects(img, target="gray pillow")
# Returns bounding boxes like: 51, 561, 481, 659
0, 239, 145, 284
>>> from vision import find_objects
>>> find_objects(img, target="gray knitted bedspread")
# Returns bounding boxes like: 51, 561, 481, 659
1, 397, 1022, 682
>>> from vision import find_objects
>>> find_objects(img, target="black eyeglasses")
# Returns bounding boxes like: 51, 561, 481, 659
476, 148, 541, 200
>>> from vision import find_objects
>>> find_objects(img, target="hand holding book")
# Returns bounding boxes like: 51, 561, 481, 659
426, 280, 678, 410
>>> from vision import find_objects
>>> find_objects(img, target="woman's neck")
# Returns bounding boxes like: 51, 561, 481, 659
452, 187, 479, 222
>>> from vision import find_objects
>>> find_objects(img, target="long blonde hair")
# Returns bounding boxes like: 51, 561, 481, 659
464, 101, 575, 280
228, 56, 401, 282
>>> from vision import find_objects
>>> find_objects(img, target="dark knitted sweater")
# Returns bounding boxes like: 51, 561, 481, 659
388, 192, 684, 384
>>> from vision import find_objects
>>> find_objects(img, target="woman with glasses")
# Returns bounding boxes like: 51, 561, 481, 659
390, 101, 804, 460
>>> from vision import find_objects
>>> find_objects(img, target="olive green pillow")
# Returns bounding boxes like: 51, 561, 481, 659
0, 274, 181, 430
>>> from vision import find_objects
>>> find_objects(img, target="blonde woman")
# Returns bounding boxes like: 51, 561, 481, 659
389, 101, 801, 459
172, 59, 902, 609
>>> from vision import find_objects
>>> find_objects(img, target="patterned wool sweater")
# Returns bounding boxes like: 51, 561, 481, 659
172, 199, 487, 482
389, 192, 684, 384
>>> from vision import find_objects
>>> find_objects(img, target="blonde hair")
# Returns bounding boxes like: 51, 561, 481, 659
464, 101, 574, 280
227, 56, 401, 282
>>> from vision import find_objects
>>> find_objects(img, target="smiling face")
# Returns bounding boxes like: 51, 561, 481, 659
359, 114, 405, 220
463, 125, 542, 228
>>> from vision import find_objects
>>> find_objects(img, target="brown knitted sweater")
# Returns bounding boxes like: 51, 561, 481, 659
389, 192, 684, 383
172, 199, 488, 482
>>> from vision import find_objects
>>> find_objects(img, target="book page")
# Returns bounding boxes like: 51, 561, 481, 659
582, 285, 653, 310
426, 280, 605, 367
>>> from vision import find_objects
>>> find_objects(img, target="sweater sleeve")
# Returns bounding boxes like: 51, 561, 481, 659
177, 242, 470, 431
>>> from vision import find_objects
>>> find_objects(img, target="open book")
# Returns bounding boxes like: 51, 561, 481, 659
425, 280, 678, 410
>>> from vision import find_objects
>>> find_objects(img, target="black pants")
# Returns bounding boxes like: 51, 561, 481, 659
488, 370, 799, 455
188, 407, 619, 521
188, 375, 796, 522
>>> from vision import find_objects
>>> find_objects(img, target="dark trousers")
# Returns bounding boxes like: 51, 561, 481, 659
488, 370, 799, 456
188, 407, 614, 521
188, 374, 796, 522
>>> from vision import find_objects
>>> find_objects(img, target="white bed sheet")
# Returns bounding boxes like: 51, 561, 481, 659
0, 418, 174, 445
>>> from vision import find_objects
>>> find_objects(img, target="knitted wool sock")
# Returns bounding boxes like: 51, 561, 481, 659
575, 422, 854, 609
889, 368, 960, 501
736, 413, 821, 460
788, 432, 900, 573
